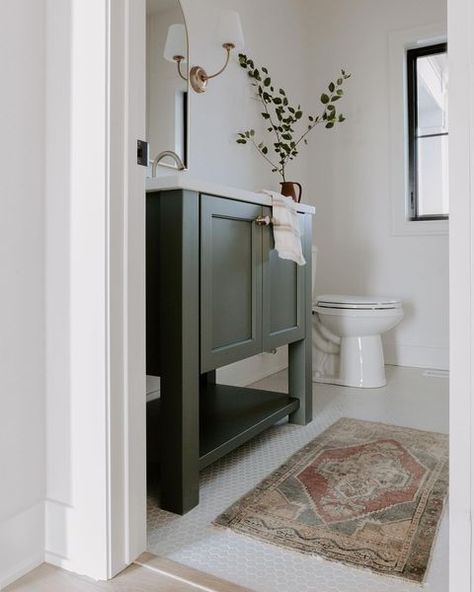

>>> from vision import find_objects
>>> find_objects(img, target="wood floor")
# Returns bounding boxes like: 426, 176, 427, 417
4, 552, 254, 592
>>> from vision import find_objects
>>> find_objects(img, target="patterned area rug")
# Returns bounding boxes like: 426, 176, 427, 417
214, 418, 448, 583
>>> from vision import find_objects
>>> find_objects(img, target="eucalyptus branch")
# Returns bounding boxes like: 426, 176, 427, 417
259, 92, 282, 146
235, 54, 351, 182
251, 137, 280, 172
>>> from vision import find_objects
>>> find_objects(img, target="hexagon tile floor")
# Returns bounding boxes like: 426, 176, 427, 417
147, 365, 449, 592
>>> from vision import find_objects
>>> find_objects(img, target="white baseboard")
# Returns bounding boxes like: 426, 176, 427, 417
217, 347, 288, 387
0, 502, 44, 589
384, 341, 449, 370
44, 498, 73, 569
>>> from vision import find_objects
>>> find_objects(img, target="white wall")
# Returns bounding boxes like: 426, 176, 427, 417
0, 0, 46, 586
176, 0, 309, 192
303, 0, 449, 370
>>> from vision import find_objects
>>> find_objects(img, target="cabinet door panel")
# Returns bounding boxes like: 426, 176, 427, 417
201, 195, 263, 371
263, 208, 305, 350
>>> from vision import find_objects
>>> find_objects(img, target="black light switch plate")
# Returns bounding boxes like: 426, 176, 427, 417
137, 139, 149, 167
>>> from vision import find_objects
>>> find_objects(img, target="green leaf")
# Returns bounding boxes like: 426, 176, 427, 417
336, 89, 344, 96
331, 95, 341, 101
236, 139, 247, 144
264, 77, 271, 87
250, 129, 255, 136
295, 111, 303, 119
326, 122, 335, 129
261, 112, 270, 119
273, 97, 283, 105
262, 66, 268, 74
321, 93, 330, 104
337, 78, 343, 85
262, 146, 269, 154
279, 88, 286, 95
329, 82, 335, 92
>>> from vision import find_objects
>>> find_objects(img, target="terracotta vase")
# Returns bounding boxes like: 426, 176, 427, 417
280, 181, 303, 203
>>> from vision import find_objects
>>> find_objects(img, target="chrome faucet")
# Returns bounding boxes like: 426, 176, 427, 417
151, 150, 185, 176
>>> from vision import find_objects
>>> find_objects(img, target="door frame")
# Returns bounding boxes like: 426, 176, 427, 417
65, 0, 474, 587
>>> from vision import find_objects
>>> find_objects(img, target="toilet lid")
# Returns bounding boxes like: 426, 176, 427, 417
317, 294, 402, 310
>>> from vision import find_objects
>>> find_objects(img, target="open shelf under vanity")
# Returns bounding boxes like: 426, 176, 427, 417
147, 383, 300, 471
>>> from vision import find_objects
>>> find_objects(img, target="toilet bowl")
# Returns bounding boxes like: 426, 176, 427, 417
313, 295, 404, 388
310, 247, 404, 388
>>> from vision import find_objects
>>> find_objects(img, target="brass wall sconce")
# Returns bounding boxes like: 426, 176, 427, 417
164, 11, 245, 94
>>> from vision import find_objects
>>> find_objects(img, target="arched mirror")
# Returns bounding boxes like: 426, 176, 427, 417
146, 0, 189, 172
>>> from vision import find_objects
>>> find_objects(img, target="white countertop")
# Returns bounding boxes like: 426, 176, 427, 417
146, 175, 316, 215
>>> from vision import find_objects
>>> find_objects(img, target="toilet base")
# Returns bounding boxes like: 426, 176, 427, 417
313, 335, 387, 389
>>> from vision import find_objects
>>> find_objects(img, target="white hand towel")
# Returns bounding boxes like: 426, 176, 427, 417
262, 190, 306, 266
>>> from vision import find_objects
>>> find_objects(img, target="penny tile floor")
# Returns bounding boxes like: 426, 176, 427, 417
147, 365, 449, 592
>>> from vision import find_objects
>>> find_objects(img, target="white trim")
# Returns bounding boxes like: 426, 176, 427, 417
449, 0, 474, 588
383, 341, 449, 370
389, 23, 449, 236
0, 502, 44, 589
45, 0, 113, 580
217, 349, 289, 388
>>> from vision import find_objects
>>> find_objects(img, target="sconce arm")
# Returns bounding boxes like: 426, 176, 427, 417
205, 43, 234, 80
175, 56, 188, 81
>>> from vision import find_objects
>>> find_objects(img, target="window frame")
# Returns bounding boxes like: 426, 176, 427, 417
407, 42, 448, 221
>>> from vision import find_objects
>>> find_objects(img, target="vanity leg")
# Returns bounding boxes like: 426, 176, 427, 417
159, 191, 200, 515
289, 214, 313, 425
288, 337, 313, 425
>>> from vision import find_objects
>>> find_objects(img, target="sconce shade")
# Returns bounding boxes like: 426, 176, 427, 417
164, 23, 187, 63
217, 10, 245, 50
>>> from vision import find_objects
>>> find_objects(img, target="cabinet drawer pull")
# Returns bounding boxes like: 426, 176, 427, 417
255, 215, 272, 226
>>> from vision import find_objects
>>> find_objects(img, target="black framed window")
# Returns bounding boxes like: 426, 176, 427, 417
407, 43, 448, 220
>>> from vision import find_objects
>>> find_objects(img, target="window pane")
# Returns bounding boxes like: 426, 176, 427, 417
416, 52, 448, 136
416, 134, 449, 216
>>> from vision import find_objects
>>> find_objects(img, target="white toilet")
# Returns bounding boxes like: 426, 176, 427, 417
311, 249, 403, 388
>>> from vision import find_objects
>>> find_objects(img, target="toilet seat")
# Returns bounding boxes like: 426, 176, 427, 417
316, 294, 402, 311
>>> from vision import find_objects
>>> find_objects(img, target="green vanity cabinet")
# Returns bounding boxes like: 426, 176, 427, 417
201, 195, 263, 372
262, 207, 306, 350
200, 197, 307, 371
146, 188, 313, 515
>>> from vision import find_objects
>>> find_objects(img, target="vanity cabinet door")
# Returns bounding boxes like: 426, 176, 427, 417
262, 207, 305, 350
201, 195, 263, 372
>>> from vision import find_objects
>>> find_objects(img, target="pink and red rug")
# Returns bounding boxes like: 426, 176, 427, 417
214, 418, 448, 583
